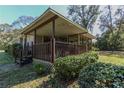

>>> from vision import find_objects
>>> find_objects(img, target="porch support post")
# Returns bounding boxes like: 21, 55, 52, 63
51, 19, 56, 63
90, 39, 92, 50
86, 38, 88, 52
34, 29, 37, 58
67, 35, 69, 43
77, 34, 80, 54
34, 30, 37, 44
24, 34, 27, 56
20, 37, 23, 45
78, 34, 80, 45
20, 37, 23, 60
41, 36, 44, 43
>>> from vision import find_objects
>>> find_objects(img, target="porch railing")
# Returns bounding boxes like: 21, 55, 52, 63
30, 41, 87, 61
33, 42, 51, 61
55, 41, 86, 58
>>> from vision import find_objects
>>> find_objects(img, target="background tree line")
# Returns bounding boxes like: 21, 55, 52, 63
68, 5, 124, 51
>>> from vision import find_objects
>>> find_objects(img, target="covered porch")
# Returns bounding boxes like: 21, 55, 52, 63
20, 8, 95, 63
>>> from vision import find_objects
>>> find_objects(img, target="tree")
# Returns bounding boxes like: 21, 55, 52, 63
99, 5, 115, 33
0, 30, 20, 50
96, 31, 110, 50
99, 5, 124, 51
114, 6, 124, 49
67, 5, 100, 32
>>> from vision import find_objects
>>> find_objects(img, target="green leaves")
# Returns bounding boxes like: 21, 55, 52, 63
78, 62, 124, 88
54, 52, 98, 81
33, 64, 46, 75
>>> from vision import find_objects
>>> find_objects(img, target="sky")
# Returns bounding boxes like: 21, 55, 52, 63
0, 5, 68, 24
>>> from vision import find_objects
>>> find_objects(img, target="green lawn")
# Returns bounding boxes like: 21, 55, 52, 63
99, 51, 124, 66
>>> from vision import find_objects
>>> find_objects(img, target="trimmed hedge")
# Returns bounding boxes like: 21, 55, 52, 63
54, 51, 98, 81
78, 62, 124, 88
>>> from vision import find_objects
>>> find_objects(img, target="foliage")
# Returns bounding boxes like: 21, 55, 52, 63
78, 62, 124, 88
33, 64, 47, 75
67, 5, 100, 31
41, 74, 66, 88
54, 52, 98, 81
92, 46, 99, 51
6, 43, 22, 57
96, 31, 123, 50
0, 52, 14, 64
12, 43, 22, 50
98, 6, 124, 51
0, 30, 20, 50
33, 63, 53, 75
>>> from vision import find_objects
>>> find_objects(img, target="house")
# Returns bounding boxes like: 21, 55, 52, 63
18, 8, 95, 63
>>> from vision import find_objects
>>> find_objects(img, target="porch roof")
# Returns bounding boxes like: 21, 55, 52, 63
21, 8, 95, 39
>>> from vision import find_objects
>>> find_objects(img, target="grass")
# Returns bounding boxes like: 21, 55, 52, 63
0, 61, 50, 88
0, 64, 49, 88
0, 52, 49, 88
99, 51, 124, 66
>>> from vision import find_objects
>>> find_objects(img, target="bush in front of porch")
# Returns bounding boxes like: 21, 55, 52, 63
78, 62, 124, 88
54, 51, 98, 81
33, 59, 54, 76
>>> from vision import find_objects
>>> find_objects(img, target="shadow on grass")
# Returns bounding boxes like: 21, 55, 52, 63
0, 63, 50, 88
99, 51, 124, 58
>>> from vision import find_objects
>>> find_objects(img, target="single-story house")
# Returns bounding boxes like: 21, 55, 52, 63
18, 8, 95, 63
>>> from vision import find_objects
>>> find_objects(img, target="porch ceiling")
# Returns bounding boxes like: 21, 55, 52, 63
35, 17, 86, 37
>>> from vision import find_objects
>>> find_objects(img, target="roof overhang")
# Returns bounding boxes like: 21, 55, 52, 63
21, 8, 95, 39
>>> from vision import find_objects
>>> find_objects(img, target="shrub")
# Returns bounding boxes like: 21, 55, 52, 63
54, 52, 98, 81
33, 64, 46, 75
78, 62, 124, 88
82, 51, 98, 63
33, 63, 53, 75
12, 43, 22, 57
92, 46, 99, 51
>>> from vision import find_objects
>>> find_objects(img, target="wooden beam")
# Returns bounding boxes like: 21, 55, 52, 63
68, 32, 87, 37
51, 19, 56, 63
24, 35, 27, 56
78, 34, 80, 45
41, 36, 44, 43
24, 15, 58, 34
34, 29, 36, 58
34, 29, 37, 44
19, 37, 23, 60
